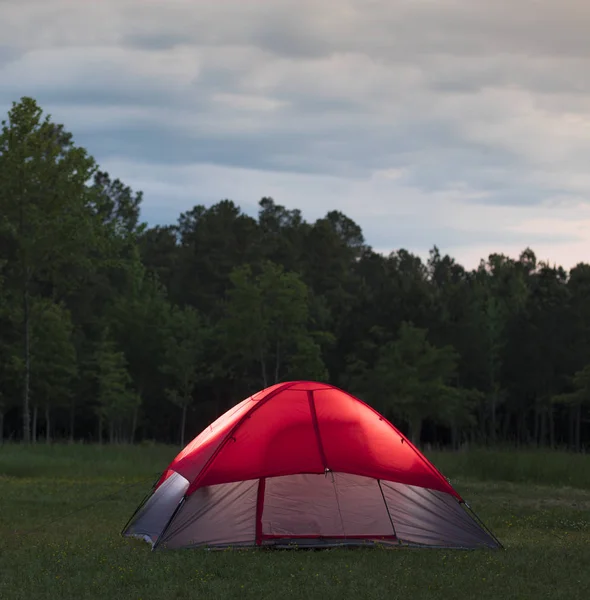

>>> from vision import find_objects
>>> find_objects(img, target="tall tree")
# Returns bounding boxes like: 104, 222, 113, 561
109, 247, 171, 441
90, 170, 143, 236
552, 364, 590, 451
0, 268, 12, 443
0, 97, 96, 442
357, 322, 469, 445
472, 253, 529, 442
222, 261, 327, 389
160, 305, 210, 447
138, 225, 180, 300
258, 197, 307, 271
28, 298, 77, 443
93, 331, 139, 444
175, 200, 262, 314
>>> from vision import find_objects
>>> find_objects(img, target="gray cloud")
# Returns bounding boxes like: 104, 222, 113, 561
113, 1, 590, 61
1, 0, 590, 267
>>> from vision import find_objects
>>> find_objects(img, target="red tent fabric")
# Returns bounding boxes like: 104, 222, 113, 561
123, 381, 500, 550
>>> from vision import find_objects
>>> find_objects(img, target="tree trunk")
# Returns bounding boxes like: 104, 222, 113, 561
409, 417, 422, 446
109, 420, 114, 444
540, 408, 547, 447
450, 422, 458, 450
131, 384, 143, 444
518, 410, 530, 446
180, 404, 187, 448
259, 347, 268, 388
575, 404, 581, 452
548, 407, 555, 448
490, 391, 497, 444
98, 415, 103, 445
32, 404, 38, 444
274, 340, 281, 384
22, 282, 31, 443
130, 407, 138, 444
478, 399, 487, 442
0, 410, 4, 445
69, 400, 75, 443
501, 410, 512, 442
45, 406, 51, 444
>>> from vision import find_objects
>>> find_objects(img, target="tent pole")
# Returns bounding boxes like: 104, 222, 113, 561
463, 501, 504, 549
120, 471, 163, 536
152, 496, 186, 551
378, 480, 402, 545
255, 478, 266, 546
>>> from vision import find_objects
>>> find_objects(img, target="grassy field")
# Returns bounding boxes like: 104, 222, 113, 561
1, 444, 589, 600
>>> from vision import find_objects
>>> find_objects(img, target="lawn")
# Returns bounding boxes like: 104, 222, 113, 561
1, 444, 588, 600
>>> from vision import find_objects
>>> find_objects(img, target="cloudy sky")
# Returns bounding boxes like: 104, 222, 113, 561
2, 0, 590, 269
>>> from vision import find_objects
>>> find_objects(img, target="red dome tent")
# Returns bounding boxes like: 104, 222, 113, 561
122, 381, 500, 550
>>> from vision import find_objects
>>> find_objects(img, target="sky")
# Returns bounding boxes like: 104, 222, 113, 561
2, 0, 590, 270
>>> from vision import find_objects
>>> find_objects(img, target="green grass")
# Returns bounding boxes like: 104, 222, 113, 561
1, 444, 589, 600
429, 447, 590, 490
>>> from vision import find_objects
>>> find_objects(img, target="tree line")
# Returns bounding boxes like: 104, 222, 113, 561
1, 97, 589, 450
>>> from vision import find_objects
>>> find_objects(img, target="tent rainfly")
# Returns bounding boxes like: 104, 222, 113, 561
122, 381, 501, 550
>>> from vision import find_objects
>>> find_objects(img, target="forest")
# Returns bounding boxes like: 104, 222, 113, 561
1, 96, 589, 450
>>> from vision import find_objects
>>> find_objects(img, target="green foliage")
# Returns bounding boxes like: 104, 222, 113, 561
222, 261, 328, 388
109, 247, 170, 393
93, 331, 140, 443
90, 170, 143, 236
0, 97, 99, 281
160, 304, 210, 446
174, 200, 262, 314
553, 365, 590, 408
1, 96, 590, 450
29, 298, 78, 412
358, 322, 473, 444
0, 97, 99, 442
286, 334, 330, 382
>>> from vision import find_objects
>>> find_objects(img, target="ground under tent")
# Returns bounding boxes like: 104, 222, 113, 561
122, 381, 501, 550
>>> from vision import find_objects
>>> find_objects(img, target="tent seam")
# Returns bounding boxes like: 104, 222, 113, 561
255, 478, 266, 546
307, 390, 328, 469
337, 387, 461, 499
185, 381, 300, 496
330, 472, 347, 540
378, 479, 402, 545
